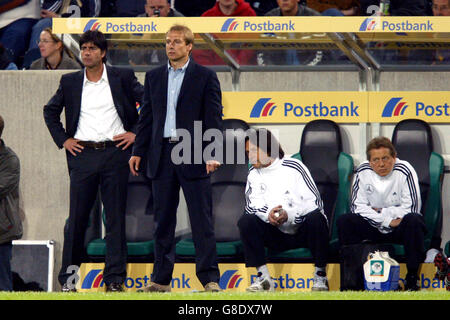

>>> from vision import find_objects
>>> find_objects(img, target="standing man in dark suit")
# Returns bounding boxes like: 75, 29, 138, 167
44, 30, 143, 292
129, 24, 223, 292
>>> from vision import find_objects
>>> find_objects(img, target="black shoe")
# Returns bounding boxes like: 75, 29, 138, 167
61, 283, 77, 292
106, 282, 124, 292
404, 273, 420, 291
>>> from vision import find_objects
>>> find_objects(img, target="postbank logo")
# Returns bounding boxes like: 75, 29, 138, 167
370, 92, 450, 122
248, 97, 361, 119
250, 98, 277, 118
81, 269, 104, 289
359, 18, 378, 31
221, 18, 239, 32
219, 270, 243, 290
83, 19, 158, 33
381, 97, 408, 117
83, 19, 102, 32
220, 18, 295, 32
359, 18, 433, 32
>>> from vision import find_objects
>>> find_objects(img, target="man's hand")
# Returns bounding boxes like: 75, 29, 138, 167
206, 160, 221, 174
40, 9, 59, 18
63, 138, 83, 156
389, 218, 402, 228
268, 205, 288, 227
129, 156, 141, 176
113, 132, 136, 150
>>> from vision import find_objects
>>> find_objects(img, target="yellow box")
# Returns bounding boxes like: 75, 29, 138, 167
368, 91, 450, 123
222, 91, 368, 124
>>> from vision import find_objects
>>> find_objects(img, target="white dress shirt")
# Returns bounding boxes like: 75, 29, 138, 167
74, 65, 125, 142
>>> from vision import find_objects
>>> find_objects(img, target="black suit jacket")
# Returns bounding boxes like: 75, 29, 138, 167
132, 60, 223, 179
43, 66, 144, 149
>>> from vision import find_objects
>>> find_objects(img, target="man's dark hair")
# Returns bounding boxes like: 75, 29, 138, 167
79, 30, 108, 63
366, 136, 397, 161
0, 115, 4, 138
245, 128, 285, 159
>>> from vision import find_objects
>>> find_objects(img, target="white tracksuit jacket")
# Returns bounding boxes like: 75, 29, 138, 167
351, 158, 421, 234
244, 157, 325, 235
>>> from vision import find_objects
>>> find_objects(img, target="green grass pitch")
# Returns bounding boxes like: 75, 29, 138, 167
0, 291, 448, 300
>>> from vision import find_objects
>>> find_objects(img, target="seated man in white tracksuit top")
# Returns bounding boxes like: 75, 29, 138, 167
337, 136, 426, 291
238, 128, 330, 292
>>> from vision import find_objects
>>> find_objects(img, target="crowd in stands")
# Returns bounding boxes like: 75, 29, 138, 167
0, 0, 448, 69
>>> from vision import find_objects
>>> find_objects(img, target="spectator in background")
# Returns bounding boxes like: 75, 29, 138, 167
202, 0, 257, 15
28, 0, 82, 53
175, 0, 216, 16
127, 0, 184, 66
432, 0, 450, 15
139, 0, 183, 17
30, 28, 82, 70
431, 0, 450, 63
0, 115, 23, 291
0, 44, 18, 70
0, 0, 40, 68
266, 0, 321, 15
261, 0, 323, 66
246, 0, 279, 15
306, 0, 360, 16
360, 0, 428, 16
363, 0, 428, 64
193, 0, 257, 66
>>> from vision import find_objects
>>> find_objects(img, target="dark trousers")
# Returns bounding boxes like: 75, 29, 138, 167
337, 213, 426, 272
0, 18, 37, 66
237, 209, 329, 268
0, 242, 12, 291
151, 141, 219, 286
58, 146, 130, 286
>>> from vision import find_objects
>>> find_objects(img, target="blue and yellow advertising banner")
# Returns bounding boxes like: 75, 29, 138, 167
222, 91, 450, 123
77, 263, 446, 292
222, 91, 368, 123
368, 91, 450, 123
52, 17, 450, 34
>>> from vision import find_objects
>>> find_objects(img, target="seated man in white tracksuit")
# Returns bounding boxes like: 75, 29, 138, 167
237, 128, 330, 292
337, 136, 426, 291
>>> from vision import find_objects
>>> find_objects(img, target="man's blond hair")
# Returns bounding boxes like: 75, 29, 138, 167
166, 24, 194, 46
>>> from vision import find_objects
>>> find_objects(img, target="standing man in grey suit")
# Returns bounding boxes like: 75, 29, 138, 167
129, 24, 223, 292
44, 30, 143, 292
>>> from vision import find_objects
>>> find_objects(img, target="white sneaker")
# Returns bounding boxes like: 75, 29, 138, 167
246, 272, 275, 292
312, 273, 329, 291
425, 248, 440, 263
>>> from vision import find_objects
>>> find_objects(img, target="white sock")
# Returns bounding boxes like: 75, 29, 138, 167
257, 265, 270, 279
